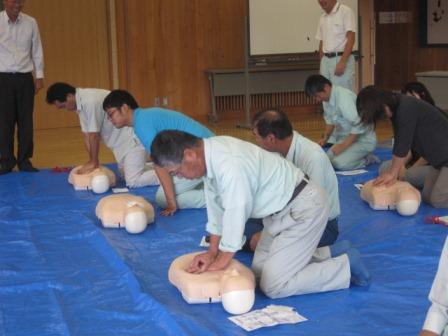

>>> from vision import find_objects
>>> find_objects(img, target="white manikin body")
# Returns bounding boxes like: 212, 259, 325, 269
169, 252, 256, 315
361, 180, 421, 216
68, 165, 116, 194
95, 194, 155, 234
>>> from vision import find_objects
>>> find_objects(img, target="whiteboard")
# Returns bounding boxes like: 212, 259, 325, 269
249, 0, 358, 56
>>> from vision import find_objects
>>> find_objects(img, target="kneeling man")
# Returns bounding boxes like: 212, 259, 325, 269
151, 130, 370, 299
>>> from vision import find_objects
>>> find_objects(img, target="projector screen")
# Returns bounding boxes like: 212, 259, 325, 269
249, 0, 358, 56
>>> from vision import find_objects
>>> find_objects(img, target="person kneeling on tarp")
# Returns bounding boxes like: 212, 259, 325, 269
357, 86, 448, 209
151, 130, 371, 300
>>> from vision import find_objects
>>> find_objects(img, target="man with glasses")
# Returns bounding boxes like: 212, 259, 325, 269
46, 82, 159, 188
150, 130, 371, 299
102, 89, 214, 216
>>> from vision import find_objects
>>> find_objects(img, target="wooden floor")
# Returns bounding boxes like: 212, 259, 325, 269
30, 112, 393, 169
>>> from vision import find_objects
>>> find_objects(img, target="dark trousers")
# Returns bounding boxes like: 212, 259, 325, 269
0, 72, 35, 168
242, 216, 339, 252
317, 217, 339, 247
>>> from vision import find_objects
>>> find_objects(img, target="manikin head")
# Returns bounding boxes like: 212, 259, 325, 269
305, 74, 333, 103
220, 268, 255, 315
91, 174, 110, 194
168, 252, 256, 315
102, 90, 139, 128
46, 82, 77, 111
122, 203, 149, 234
252, 109, 293, 156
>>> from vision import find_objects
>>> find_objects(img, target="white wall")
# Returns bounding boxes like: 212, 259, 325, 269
249, 0, 358, 55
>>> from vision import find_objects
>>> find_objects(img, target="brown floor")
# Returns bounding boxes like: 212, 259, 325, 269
29, 112, 393, 169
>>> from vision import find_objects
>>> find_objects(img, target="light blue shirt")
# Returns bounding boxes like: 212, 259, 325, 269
323, 85, 376, 144
286, 131, 340, 220
203, 136, 304, 252
133, 107, 215, 154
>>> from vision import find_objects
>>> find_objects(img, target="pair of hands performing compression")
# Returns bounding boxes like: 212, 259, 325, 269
374, 155, 409, 187
187, 235, 235, 274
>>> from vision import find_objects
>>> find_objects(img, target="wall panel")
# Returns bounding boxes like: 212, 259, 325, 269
24, 0, 112, 129
22, 0, 448, 125
374, 0, 448, 90
115, 0, 246, 118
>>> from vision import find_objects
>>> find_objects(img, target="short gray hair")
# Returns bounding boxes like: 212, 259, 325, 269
150, 130, 201, 167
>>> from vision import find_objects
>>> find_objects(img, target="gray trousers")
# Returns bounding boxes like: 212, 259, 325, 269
320, 55, 355, 91
118, 145, 159, 188
156, 176, 206, 209
252, 181, 350, 299
423, 166, 448, 208
327, 139, 376, 171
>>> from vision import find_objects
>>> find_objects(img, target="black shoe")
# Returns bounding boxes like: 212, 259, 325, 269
0, 166, 13, 175
18, 161, 39, 172
0, 161, 15, 175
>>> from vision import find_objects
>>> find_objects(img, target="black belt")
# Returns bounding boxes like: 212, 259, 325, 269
324, 52, 344, 58
287, 175, 309, 205
0, 72, 32, 76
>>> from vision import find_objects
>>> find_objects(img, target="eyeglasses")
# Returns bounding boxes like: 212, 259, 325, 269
167, 165, 182, 177
166, 160, 186, 178
106, 108, 120, 120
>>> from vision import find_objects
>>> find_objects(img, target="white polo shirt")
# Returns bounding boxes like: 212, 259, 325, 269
75, 88, 139, 161
315, 2, 356, 53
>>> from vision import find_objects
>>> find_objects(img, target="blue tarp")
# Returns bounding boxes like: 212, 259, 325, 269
1, 148, 447, 335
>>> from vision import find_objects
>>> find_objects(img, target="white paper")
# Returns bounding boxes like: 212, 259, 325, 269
354, 183, 364, 190
199, 236, 210, 247
335, 169, 368, 176
229, 305, 307, 331
112, 187, 129, 193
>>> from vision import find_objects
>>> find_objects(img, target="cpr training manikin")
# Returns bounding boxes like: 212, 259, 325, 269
169, 252, 256, 315
68, 165, 116, 194
361, 179, 421, 216
96, 194, 155, 234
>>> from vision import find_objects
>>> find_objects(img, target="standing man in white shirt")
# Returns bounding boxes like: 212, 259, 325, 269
420, 237, 448, 336
151, 130, 371, 299
316, 0, 356, 91
0, 0, 44, 174
46, 82, 159, 188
